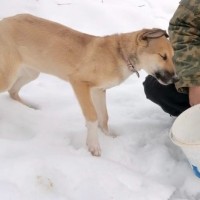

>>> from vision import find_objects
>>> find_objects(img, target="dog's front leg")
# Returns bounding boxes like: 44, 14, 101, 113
90, 88, 109, 135
70, 80, 101, 156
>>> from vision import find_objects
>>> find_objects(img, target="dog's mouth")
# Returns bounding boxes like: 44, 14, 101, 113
153, 70, 179, 85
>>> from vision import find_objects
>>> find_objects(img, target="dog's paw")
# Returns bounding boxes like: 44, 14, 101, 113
87, 142, 101, 156
107, 132, 117, 138
102, 129, 117, 138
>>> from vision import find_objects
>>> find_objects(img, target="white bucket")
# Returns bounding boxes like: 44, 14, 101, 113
170, 104, 200, 178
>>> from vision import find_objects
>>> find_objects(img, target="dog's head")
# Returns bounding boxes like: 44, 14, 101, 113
136, 28, 178, 85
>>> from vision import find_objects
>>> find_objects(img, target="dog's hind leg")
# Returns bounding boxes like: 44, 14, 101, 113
0, 64, 20, 93
8, 67, 40, 108
0, 73, 13, 92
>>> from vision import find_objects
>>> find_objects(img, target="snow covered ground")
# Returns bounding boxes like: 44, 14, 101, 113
0, 0, 199, 199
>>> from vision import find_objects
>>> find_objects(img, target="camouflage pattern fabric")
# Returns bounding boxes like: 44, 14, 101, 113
168, 0, 200, 93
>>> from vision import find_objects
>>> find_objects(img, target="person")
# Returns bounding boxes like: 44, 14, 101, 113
143, 0, 200, 116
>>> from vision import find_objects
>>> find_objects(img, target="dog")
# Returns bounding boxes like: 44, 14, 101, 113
0, 14, 177, 156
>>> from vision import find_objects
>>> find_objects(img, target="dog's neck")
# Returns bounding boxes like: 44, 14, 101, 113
120, 49, 140, 77
117, 35, 140, 77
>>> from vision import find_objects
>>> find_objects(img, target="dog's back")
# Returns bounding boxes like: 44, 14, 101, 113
0, 14, 95, 77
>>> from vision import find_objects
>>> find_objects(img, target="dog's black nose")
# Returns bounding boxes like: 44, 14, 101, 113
172, 75, 179, 83
154, 70, 178, 85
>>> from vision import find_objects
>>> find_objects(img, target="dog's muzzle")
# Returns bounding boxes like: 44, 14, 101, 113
154, 70, 179, 85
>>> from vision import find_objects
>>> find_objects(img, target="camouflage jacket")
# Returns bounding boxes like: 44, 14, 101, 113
168, 0, 200, 93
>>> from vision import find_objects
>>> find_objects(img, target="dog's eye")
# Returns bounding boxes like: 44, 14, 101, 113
159, 54, 167, 61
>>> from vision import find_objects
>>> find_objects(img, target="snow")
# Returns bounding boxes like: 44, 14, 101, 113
0, 0, 200, 199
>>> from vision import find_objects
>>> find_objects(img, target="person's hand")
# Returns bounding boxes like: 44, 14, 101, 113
189, 86, 200, 106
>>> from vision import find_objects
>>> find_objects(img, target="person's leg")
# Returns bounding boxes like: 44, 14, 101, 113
143, 75, 190, 116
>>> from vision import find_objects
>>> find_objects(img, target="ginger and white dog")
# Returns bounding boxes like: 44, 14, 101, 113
0, 14, 177, 156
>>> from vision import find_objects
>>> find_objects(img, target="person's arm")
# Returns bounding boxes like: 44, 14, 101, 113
169, 0, 200, 103
189, 86, 200, 106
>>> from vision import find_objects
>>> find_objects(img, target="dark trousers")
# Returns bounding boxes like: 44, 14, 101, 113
143, 75, 190, 116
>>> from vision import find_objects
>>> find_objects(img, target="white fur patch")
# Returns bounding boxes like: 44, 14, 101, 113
86, 121, 101, 156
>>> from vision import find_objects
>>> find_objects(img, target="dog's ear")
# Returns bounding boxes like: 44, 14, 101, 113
137, 29, 169, 46
142, 28, 169, 39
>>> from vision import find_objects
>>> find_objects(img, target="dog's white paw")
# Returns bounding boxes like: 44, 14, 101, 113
87, 140, 101, 156
88, 144, 101, 156
86, 121, 101, 156
102, 129, 117, 138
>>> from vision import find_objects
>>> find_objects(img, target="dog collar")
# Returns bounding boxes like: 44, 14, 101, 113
127, 59, 140, 78
118, 43, 140, 78
117, 39, 140, 78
